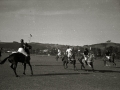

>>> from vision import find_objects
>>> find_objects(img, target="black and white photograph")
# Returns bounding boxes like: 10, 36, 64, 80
0, 0, 120, 90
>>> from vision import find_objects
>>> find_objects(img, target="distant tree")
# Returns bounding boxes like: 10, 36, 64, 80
97, 48, 101, 56
106, 40, 111, 43
13, 41, 19, 43
50, 47, 57, 55
107, 46, 113, 53
36, 48, 40, 54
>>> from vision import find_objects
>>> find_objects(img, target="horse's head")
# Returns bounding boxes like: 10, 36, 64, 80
25, 43, 32, 49
24, 43, 32, 55
89, 53, 95, 61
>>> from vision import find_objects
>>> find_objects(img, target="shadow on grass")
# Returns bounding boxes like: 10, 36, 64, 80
32, 72, 90, 76
113, 67, 120, 68
33, 65, 63, 66
82, 69, 120, 73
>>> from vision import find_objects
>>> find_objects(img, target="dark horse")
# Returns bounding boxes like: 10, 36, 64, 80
62, 54, 77, 70
78, 53, 95, 71
0, 43, 33, 77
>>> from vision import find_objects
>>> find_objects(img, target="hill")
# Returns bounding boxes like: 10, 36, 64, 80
0, 42, 81, 53
90, 42, 120, 50
0, 41, 120, 54
0, 41, 120, 50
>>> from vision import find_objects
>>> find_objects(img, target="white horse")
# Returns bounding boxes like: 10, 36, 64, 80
78, 53, 95, 71
103, 54, 116, 66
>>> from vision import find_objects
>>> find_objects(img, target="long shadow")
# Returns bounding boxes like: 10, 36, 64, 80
32, 72, 91, 76
33, 65, 63, 66
113, 67, 120, 68
76, 69, 120, 73
94, 69, 120, 73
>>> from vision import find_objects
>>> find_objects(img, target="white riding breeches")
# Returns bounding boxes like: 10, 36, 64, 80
67, 54, 72, 60
18, 48, 28, 56
84, 55, 89, 61
106, 56, 110, 60
68, 54, 72, 58
58, 53, 61, 56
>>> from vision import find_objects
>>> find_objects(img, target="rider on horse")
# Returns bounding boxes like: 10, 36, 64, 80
105, 50, 111, 62
18, 39, 31, 63
18, 39, 28, 56
66, 46, 72, 63
57, 48, 62, 57
83, 48, 89, 65
71, 47, 76, 60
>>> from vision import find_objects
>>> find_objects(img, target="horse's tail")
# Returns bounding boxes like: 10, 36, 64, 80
0, 56, 9, 64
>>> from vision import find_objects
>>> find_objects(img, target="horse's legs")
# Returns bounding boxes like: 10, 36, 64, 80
85, 60, 88, 65
23, 63, 26, 75
28, 62, 33, 75
63, 61, 66, 68
113, 61, 116, 66
106, 58, 111, 66
81, 63, 85, 70
66, 62, 68, 69
63, 61, 66, 69
79, 59, 85, 70
10, 63, 19, 77
103, 57, 109, 66
73, 61, 76, 70
88, 62, 91, 67
90, 62, 94, 71
104, 60, 106, 66
104, 59, 109, 66
65, 61, 68, 69
112, 58, 116, 66
73, 60, 77, 71
63, 60, 68, 69
81, 65, 83, 70
10, 63, 13, 69
56, 55, 59, 61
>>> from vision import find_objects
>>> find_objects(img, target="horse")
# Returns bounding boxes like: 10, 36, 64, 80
0, 43, 33, 77
78, 53, 95, 71
56, 54, 62, 61
62, 53, 77, 70
103, 54, 116, 66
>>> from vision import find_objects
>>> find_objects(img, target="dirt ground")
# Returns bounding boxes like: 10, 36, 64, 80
0, 53, 120, 90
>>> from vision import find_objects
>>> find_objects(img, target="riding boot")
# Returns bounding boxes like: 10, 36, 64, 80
85, 61, 88, 65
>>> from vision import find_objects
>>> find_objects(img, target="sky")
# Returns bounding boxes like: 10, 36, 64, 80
0, 0, 120, 46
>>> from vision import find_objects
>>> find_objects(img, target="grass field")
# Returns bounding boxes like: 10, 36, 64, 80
0, 53, 120, 90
